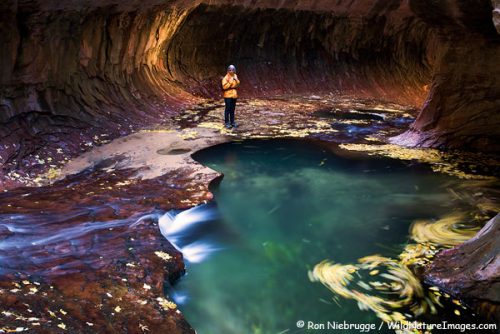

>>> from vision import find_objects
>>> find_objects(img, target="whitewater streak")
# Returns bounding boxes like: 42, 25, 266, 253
158, 204, 221, 263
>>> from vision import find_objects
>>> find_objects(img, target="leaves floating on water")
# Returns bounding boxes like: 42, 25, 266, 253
310, 255, 433, 327
399, 243, 438, 267
410, 212, 479, 247
339, 143, 498, 180
310, 210, 483, 331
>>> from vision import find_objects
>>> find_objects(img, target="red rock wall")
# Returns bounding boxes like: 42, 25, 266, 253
0, 0, 197, 177
394, 0, 500, 152
0, 0, 499, 176
164, 2, 433, 106
424, 214, 500, 323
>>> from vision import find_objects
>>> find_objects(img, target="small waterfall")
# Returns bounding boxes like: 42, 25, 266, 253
158, 204, 222, 263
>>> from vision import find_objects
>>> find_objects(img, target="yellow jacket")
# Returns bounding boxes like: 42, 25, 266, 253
222, 74, 240, 98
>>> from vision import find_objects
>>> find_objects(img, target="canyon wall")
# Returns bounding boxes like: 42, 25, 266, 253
425, 214, 500, 322
0, 0, 499, 329
1, 0, 499, 182
0, 0, 198, 181
395, 0, 500, 152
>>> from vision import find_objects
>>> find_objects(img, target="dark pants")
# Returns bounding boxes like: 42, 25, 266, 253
224, 98, 237, 124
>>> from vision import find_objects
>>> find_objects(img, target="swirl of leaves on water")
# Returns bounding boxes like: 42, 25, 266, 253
309, 255, 432, 325
310, 212, 480, 328
410, 212, 479, 247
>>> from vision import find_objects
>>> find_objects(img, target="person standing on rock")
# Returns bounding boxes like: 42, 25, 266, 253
222, 65, 240, 129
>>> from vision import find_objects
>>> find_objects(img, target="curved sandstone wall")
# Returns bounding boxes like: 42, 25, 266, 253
395, 0, 500, 151
0, 0, 499, 177
164, 2, 433, 104
0, 0, 197, 177
0, 0, 499, 328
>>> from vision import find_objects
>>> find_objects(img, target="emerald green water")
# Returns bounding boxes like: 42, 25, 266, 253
171, 139, 475, 333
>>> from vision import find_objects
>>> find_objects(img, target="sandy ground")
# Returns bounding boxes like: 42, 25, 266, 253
58, 127, 228, 182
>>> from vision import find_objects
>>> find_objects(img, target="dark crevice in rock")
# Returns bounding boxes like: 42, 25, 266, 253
313, 108, 386, 121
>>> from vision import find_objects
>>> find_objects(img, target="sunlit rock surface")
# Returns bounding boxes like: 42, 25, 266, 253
0, 0, 499, 185
493, 0, 500, 33
0, 0, 499, 331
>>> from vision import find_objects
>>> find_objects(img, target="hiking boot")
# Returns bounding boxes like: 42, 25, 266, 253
225, 123, 231, 129
231, 122, 238, 128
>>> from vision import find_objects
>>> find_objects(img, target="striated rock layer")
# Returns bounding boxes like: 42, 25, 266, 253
0, 0, 499, 184
0, 165, 199, 333
0, 0, 499, 330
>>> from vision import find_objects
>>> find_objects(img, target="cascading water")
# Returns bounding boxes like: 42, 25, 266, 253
0, 208, 156, 276
165, 138, 496, 333
158, 204, 222, 264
